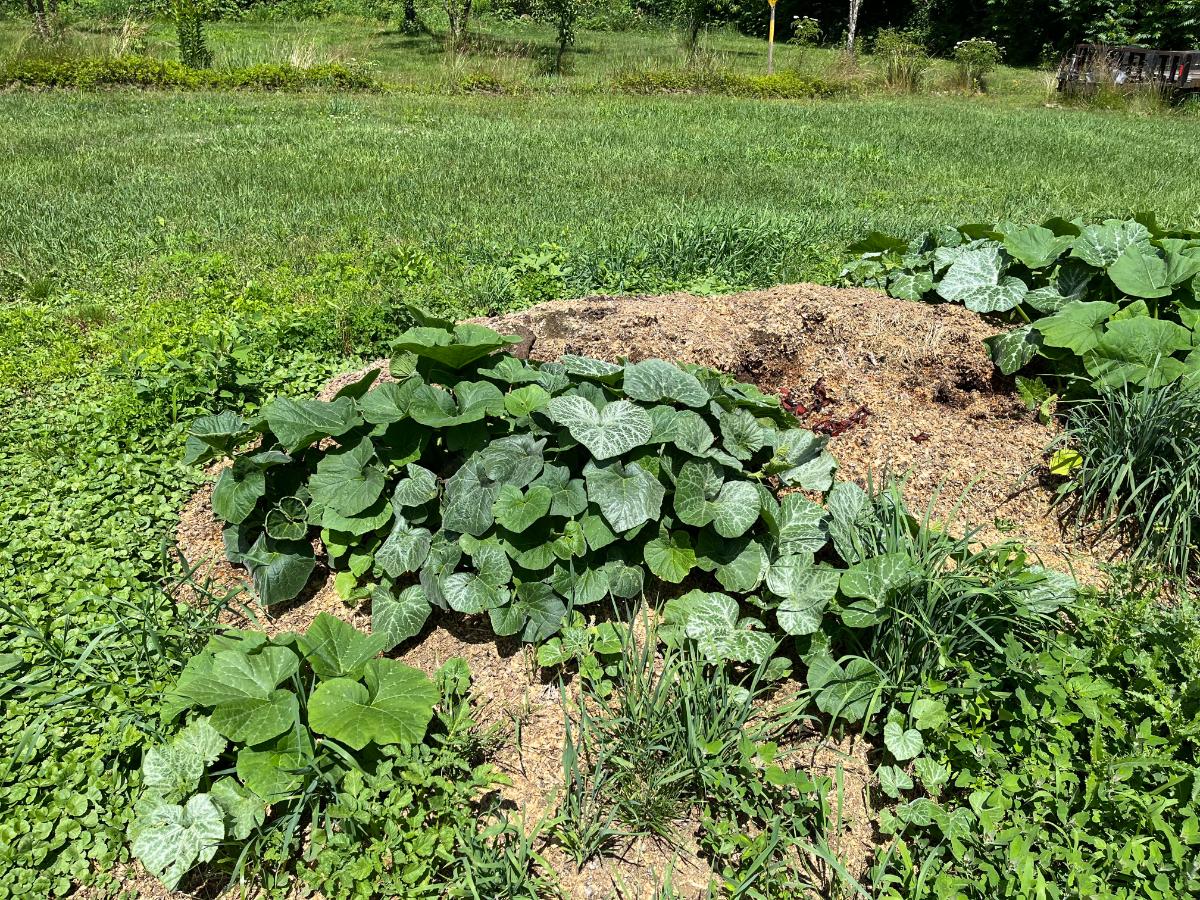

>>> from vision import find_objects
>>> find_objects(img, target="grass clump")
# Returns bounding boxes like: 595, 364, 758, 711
872, 28, 929, 93
1052, 380, 1200, 582
808, 480, 1071, 727
555, 625, 852, 895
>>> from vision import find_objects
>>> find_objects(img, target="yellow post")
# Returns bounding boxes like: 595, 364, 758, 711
767, 0, 777, 75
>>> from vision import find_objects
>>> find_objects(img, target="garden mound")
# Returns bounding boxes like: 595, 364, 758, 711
173, 282, 1109, 899
475, 283, 1105, 577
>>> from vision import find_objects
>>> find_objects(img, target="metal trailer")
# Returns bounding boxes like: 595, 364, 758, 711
1057, 43, 1200, 101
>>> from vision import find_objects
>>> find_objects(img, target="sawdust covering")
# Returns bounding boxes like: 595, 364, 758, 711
169, 283, 1117, 899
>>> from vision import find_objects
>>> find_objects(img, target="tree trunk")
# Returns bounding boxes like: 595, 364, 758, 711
445, 0, 472, 50
846, 0, 862, 54
27, 0, 49, 41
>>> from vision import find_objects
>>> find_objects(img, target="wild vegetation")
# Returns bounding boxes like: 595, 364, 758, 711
2, 2, 1200, 899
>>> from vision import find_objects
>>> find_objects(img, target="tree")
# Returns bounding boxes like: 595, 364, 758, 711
403, 0, 421, 34
444, 0, 473, 50
846, 0, 863, 52
25, 0, 59, 42
538, 0, 580, 74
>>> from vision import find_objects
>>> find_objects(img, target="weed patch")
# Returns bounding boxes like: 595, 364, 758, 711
614, 65, 848, 99
1, 54, 378, 90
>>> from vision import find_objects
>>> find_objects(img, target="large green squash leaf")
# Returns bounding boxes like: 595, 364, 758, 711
174, 646, 299, 709
661, 590, 776, 665
357, 378, 423, 425
1107, 245, 1200, 299
531, 464, 588, 517
1002, 224, 1072, 270
1069, 220, 1151, 269
775, 493, 829, 554
372, 584, 432, 649
236, 718, 313, 802
309, 437, 385, 518
643, 530, 698, 582
308, 658, 437, 751
442, 457, 500, 536
547, 395, 652, 459
411, 381, 505, 427
209, 690, 299, 746
936, 246, 1027, 312
493, 484, 553, 533
1032, 300, 1119, 355
623, 358, 710, 408
984, 325, 1041, 376
1083, 317, 1194, 388
488, 582, 567, 642
141, 718, 226, 800
390, 323, 521, 369
242, 537, 317, 607
264, 396, 362, 453
584, 459, 666, 533
673, 460, 760, 538
209, 778, 266, 841
183, 411, 254, 466
718, 408, 766, 461
129, 794, 224, 890
376, 516, 433, 577
765, 429, 837, 491
299, 612, 389, 679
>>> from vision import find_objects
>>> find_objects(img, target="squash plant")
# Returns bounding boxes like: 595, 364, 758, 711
128, 613, 440, 888
185, 319, 840, 659
843, 216, 1200, 395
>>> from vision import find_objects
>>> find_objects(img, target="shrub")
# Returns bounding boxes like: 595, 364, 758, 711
1051, 380, 1200, 581
789, 15, 821, 47
172, 0, 212, 68
873, 28, 929, 93
951, 37, 1002, 92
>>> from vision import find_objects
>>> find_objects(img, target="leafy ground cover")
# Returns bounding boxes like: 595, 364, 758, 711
844, 216, 1200, 395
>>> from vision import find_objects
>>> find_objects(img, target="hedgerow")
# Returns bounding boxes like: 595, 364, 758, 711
0, 55, 378, 91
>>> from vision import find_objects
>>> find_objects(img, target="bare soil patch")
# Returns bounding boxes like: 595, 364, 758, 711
171, 283, 1113, 899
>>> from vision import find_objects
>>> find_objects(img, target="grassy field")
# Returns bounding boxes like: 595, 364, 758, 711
2, 14, 1200, 900
4, 87, 1200, 394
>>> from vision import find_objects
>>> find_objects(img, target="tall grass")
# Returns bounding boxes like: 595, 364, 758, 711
1052, 382, 1200, 582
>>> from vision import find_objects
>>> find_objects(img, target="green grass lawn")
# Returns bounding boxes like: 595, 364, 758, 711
3, 17, 1200, 899
4, 88, 1199, 390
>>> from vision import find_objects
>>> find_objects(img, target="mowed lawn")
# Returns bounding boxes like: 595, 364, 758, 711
4, 90, 1200, 281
